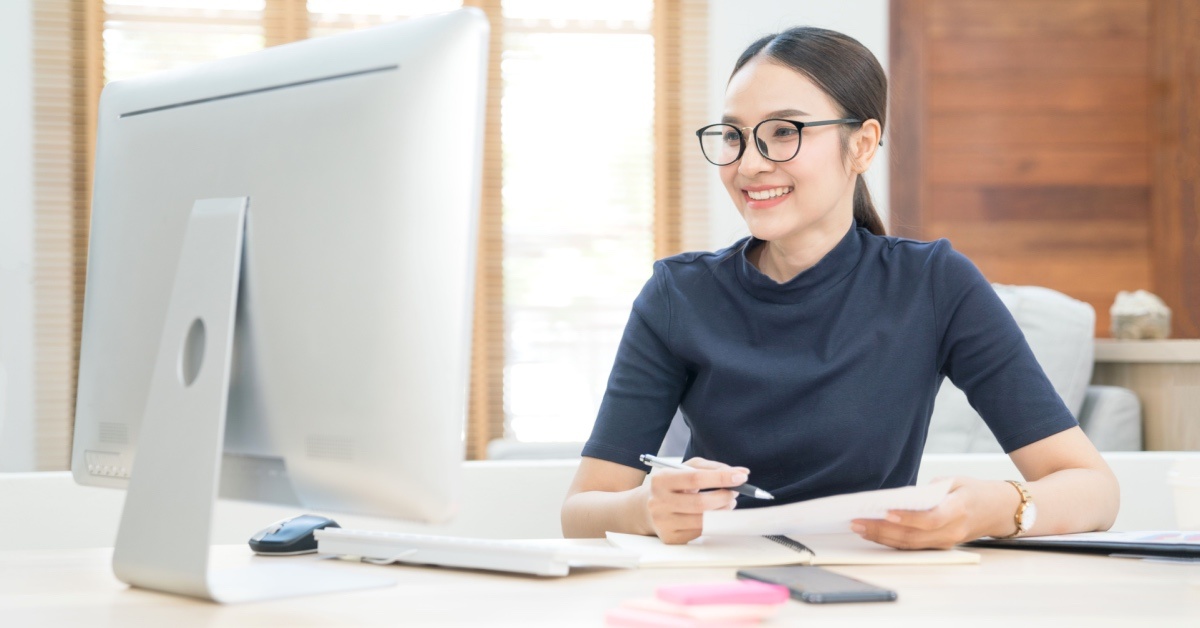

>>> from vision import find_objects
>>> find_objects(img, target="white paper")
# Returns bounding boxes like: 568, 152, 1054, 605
605, 530, 980, 567
605, 532, 811, 568
703, 480, 953, 536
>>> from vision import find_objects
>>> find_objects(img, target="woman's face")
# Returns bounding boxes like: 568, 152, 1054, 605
719, 58, 859, 244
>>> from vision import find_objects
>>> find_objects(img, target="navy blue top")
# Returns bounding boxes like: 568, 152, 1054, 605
581, 222, 1078, 507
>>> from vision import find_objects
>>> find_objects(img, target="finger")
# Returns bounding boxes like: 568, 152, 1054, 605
682, 457, 736, 472
851, 519, 952, 550
851, 516, 968, 550
646, 501, 703, 538
659, 526, 703, 545
884, 508, 949, 532
659, 489, 739, 515
683, 458, 752, 476
658, 468, 748, 492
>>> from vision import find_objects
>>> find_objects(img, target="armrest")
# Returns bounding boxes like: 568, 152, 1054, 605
1078, 385, 1143, 451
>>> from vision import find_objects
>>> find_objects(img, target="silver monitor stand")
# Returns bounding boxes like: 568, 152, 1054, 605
111, 198, 393, 603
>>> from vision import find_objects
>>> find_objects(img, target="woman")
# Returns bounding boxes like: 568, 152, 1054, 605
561, 27, 1118, 548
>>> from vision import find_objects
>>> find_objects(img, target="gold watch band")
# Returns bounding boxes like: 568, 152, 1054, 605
996, 480, 1033, 539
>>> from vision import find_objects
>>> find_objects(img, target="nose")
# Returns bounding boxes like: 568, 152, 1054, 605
737, 136, 774, 177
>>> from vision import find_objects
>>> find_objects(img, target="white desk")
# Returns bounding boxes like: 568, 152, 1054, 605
4, 544, 1199, 627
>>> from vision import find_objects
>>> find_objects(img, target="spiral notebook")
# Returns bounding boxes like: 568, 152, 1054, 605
605, 532, 980, 568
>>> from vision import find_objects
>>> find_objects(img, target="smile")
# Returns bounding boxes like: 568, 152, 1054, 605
745, 186, 792, 201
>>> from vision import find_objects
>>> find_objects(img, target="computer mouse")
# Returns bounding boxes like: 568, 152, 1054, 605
248, 514, 340, 555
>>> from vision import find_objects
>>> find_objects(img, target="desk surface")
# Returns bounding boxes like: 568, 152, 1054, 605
5, 544, 1199, 627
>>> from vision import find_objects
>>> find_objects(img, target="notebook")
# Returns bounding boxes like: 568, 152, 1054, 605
606, 532, 980, 568
966, 531, 1200, 559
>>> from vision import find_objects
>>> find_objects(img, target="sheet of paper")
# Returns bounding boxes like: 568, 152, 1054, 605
605, 531, 980, 567
703, 480, 953, 536
605, 532, 811, 568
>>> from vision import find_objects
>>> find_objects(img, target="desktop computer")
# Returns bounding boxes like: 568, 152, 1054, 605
70, 8, 488, 602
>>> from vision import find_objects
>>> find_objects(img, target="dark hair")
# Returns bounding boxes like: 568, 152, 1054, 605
731, 27, 887, 236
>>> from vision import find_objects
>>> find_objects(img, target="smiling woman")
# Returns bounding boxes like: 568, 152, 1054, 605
562, 25, 1119, 551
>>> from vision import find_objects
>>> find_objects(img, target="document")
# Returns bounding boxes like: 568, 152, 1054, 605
606, 532, 980, 568
702, 480, 953, 536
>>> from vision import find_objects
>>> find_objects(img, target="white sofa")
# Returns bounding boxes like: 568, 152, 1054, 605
924, 284, 1142, 453
2, 452, 1195, 551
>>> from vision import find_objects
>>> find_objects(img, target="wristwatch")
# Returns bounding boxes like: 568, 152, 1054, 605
998, 480, 1037, 538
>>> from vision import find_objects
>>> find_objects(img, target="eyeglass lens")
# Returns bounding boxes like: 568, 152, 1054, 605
698, 120, 802, 166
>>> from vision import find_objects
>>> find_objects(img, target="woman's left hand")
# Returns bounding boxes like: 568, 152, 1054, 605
849, 477, 993, 550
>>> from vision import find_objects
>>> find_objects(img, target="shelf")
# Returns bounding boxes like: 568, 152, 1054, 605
1094, 339, 1200, 364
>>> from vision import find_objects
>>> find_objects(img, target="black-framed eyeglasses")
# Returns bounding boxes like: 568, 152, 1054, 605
695, 118, 862, 166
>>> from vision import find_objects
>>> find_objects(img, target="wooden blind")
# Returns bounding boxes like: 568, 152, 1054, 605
654, 0, 708, 258
26, 0, 103, 471
31, 0, 76, 471
264, 0, 309, 47
461, 0, 505, 460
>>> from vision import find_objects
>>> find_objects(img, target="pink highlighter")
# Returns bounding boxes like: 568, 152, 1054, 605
656, 580, 791, 606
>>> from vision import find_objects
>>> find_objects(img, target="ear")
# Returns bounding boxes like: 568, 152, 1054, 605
850, 119, 882, 174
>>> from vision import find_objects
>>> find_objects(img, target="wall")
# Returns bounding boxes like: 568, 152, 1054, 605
705, 0, 890, 249
0, 0, 35, 470
888, 0, 1199, 338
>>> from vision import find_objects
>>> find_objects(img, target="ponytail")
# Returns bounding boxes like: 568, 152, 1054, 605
853, 176, 886, 236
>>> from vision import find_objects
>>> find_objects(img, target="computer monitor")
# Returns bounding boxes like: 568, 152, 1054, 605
70, 9, 487, 602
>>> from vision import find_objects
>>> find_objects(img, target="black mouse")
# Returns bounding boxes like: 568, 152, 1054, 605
248, 514, 340, 555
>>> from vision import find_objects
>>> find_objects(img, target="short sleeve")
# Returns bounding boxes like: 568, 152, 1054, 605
931, 242, 1078, 452
581, 262, 691, 469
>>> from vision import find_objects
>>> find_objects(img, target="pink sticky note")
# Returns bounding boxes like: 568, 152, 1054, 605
656, 580, 790, 606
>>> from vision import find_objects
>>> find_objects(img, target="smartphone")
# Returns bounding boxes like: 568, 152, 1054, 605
736, 565, 897, 604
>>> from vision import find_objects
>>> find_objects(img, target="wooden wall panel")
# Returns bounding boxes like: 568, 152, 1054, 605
888, 0, 927, 239
1149, 0, 1200, 337
927, 150, 1148, 186
928, 39, 1148, 74
890, 0, 1166, 337
925, 0, 1149, 38
929, 114, 1146, 148
928, 77, 1147, 113
926, 185, 1150, 223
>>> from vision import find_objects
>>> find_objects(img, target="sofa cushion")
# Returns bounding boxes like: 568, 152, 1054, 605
1077, 385, 1143, 451
923, 284, 1096, 454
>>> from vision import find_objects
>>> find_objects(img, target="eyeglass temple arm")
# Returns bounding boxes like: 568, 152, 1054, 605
802, 118, 882, 146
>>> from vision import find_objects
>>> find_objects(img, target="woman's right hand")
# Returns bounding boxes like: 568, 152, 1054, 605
643, 457, 750, 544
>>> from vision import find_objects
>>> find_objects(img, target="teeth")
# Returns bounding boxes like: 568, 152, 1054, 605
747, 187, 792, 200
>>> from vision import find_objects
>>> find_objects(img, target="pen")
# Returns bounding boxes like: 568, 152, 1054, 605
639, 453, 775, 500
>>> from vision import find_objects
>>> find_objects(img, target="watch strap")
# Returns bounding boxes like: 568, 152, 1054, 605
996, 480, 1033, 539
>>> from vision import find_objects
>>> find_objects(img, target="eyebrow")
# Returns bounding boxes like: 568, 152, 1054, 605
721, 108, 811, 124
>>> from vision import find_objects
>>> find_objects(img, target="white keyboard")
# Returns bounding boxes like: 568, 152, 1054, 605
314, 528, 640, 577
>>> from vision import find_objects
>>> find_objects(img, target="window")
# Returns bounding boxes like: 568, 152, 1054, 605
499, 1, 656, 443
102, 0, 265, 83
32, 0, 705, 467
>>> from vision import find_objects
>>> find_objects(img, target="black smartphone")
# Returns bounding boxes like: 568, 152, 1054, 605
737, 565, 898, 604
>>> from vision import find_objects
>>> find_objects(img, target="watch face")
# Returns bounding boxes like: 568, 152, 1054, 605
1020, 501, 1038, 531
